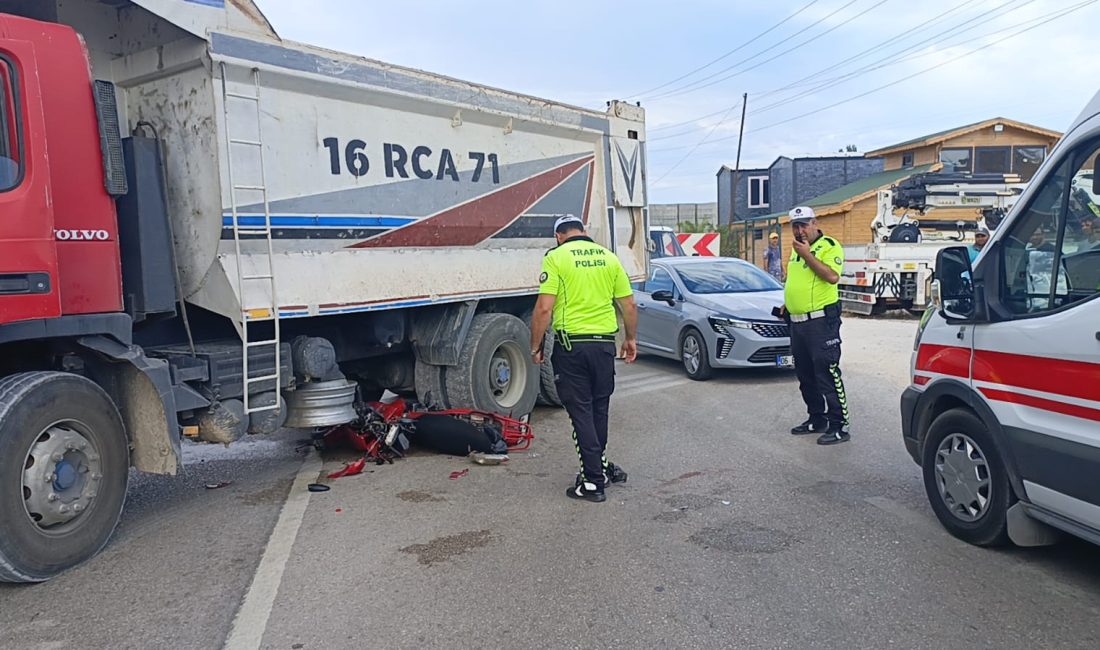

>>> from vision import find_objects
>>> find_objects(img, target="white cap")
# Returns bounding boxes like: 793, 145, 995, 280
788, 206, 816, 223
553, 214, 584, 231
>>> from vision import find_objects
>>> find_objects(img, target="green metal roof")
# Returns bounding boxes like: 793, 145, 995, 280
752, 164, 935, 221
868, 119, 993, 155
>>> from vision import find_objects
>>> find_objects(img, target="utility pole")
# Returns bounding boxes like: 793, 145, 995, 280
729, 93, 748, 258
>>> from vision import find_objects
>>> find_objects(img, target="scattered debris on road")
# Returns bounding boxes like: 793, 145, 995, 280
323, 398, 535, 460
327, 458, 367, 479
449, 469, 469, 480
307, 484, 330, 493
203, 481, 233, 490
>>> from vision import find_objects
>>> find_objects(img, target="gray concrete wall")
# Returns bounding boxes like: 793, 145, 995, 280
650, 202, 718, 228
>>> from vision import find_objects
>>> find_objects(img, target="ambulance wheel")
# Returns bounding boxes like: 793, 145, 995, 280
922, 408, 1012, 547
446, 313, 539, 417
520, 310, 562, 407
0, 372, 129, 582
680, 329, 714, 381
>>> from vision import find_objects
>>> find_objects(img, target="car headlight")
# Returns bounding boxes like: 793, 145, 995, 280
709, 316, 753, 334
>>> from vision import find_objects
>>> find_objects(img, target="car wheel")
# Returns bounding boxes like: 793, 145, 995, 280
921, 408, 1013, 547
680, 329, 713, 381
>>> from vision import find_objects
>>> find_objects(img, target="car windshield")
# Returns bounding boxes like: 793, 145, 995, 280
673, 260, 782, 294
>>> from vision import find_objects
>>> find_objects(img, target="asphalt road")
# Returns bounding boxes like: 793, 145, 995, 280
2, 317, 1099, 649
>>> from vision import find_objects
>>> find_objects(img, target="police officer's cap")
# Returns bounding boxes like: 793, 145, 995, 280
554, 214, 585, 233
788, 206, 816, 223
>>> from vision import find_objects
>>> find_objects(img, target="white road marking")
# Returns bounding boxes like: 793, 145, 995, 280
223, 450, 323, 650
617, 376, 693, 398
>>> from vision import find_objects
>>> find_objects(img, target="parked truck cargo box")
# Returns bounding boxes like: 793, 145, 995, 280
0, 0, 648, 581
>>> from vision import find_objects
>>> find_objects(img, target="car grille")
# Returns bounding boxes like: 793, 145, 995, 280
752, 322, 789, 338
748, 346, 791, 364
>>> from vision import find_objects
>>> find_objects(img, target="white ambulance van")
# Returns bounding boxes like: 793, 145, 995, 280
903, 89, 1100, 548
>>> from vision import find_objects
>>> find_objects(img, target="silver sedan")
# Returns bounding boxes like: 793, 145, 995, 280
634, 257, 793, 380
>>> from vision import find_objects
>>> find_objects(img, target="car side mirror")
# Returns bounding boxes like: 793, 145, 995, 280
934, 246, 979, 322
1093, 157, 1099, 195
651, 289, 676, 305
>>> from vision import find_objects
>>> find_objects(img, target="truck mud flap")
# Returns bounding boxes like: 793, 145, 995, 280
78, 336, 182, 475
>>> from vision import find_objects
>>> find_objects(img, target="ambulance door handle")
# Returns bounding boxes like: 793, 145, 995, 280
1095, 331, 1100, 342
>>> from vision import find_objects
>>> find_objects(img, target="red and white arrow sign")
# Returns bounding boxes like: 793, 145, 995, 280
676, 233, 720, 256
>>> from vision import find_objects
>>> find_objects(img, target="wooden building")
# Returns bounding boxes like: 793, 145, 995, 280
746, 118, 1062, 273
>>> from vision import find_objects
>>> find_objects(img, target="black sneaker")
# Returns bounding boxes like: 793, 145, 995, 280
791, 419, 827, 435
816, 425, 850, 446
605, 462, 628, 484
566, 481, 606, 503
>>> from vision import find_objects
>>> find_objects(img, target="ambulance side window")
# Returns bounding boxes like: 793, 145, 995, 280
0, 56, 22, 192
1057, 146, 1100, 307
999, 139, 1100, 315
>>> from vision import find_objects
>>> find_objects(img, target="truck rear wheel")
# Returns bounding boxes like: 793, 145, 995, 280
445, 313, 539, 417
0, 372, 129, 582
520, 310, 562, 407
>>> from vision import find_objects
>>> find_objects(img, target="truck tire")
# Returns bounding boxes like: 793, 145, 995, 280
921, 408, 1013, 547
414, 359, 449, 409
520, 311, 562, 407
0, 372, 129, 582
445, 313, 539, 417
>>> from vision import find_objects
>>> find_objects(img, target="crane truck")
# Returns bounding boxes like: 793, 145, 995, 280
0, 0, 649, 582
839, 173, 1026, 314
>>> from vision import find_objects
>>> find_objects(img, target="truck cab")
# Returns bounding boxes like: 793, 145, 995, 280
904, 88, 1100, 548
648, 226, 687, 259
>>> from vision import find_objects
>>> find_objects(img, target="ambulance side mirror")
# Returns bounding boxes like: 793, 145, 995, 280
935, 246, 977, 322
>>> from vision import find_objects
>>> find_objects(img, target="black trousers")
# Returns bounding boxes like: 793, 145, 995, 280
789, 304, 849, 428
553, 340, 616, 490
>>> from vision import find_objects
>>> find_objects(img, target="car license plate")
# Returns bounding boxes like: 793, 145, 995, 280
776, 355, 794, 368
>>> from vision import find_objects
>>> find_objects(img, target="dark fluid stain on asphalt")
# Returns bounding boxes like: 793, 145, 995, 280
397, 490, 446, 503
659, 471, 705, 488
400, 530, 494, 566
652, 511, 689, 524
689, 521, 795, 554
237, 482, 290, 506
662, 493, 718, 510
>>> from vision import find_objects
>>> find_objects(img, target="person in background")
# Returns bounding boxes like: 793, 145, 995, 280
968, 227, 990, 264
764, 232, 784, 281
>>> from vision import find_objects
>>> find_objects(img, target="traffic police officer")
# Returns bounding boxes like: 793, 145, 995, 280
530, 215, 638, 502
782, 206, 850, 445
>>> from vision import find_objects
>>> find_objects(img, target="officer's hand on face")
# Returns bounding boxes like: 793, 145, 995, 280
620, 338, 637, 364
792, 237, 811, 258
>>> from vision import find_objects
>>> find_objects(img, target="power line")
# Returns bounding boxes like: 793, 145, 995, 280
648, 0, 1005, 140
646, 0, 1078, 156
647, 0, 892, 102
750, 0, 991, 101
652, 96, 746, 185
627, 0, 822, 100
642, 0, 862, 102
748, 0, 1036, 116
648, 0, 1088, 156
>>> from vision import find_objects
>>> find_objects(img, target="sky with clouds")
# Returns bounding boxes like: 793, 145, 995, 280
255, 0, 1099, 204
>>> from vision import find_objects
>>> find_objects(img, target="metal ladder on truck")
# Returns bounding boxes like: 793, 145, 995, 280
220, 64, 282, 416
